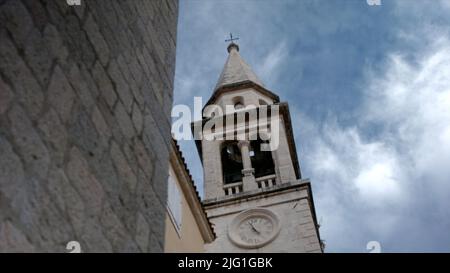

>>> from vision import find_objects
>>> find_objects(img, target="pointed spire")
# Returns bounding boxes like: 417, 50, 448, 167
214, 42, 264, 91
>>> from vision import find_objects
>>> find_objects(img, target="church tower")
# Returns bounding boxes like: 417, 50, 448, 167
193, 41, 323, 252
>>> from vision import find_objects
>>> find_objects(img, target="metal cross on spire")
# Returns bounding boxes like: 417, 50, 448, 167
225, 33, 239, 44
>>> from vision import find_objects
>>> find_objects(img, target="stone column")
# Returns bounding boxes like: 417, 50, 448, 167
238, 140, 257, 191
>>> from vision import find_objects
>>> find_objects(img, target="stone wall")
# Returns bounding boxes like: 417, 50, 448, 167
0, 0, 178, 252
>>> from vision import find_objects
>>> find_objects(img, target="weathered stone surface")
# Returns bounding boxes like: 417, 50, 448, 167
0, 135, 26, 197
134, 139, 154, 180
0, 221, 35, 253
66, 147, 105, 216
43, 24, 69, 67
22, 0, 49, 32
68, 104, 106, 158
110, 141, 137, 193
0, 31, 44, 120
79, 218, 113, 253
92, 61, 117, 109
62, 14, 97, 69
0, 77, 13, 115
47, 167, 71, 214
68, 64, 97, 113
83, 13, 110, 67
37, 108, 67, 166
0, 0, 178, 252
91, 106, 111, 146
143, 109, 169, 162
8, 105, 50, 180
100, 202, 139, 252
151, 161, 169, 208
135, 212, 150, 252
132, 102, 143, 134
114, 100, 136, 140
48, 65, 76, 123
1, 0, 33, 49
23, 29, 53, 87
108, 60, 133, 113
149, 232, 163, 252
11, 177, 74, 252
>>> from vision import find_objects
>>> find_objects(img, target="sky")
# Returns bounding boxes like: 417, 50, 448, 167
172, 0, 450, 252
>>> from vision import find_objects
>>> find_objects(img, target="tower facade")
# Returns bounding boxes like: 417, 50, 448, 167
193, 42, 322, 253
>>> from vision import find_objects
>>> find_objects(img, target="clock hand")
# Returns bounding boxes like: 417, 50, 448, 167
249, 222, 260, 234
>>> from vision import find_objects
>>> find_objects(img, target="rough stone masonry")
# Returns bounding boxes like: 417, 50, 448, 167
0, 0, 178, 252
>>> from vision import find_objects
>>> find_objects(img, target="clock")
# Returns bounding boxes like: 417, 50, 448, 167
228, 208, 280, 249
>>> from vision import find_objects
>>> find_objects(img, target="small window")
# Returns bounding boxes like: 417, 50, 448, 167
234, 102, 244, 110
167, 174, 182, 232
232, 96, 245, 110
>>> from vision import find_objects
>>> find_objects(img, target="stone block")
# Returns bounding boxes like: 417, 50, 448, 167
92, 61, 117, 109
0, 77, 13, 115
24, 29, 52, 87
131, 102, 143, 134
48, 65, 76, 123
0, 221, 35, 253
91, 106, 112, 144
114, 100, 136, 140
108, 60, 133, 113
8, 105, 50, 180
0, 135, 25, 197
1, 0, 33, 49
0, 31, 44, 120
66, 147, 105, 216
37, 108, 67, 165
83, 13, 110, 66
135, 213, 150, 252
110, 141, 137, 193
100, 202, 139, 252
43, 24, 69, 67
68, 104, 102, 156
68, 64, 97, 113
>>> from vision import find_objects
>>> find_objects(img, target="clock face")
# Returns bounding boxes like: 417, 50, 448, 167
228, 208, 280, 249
238, 216, 274, 245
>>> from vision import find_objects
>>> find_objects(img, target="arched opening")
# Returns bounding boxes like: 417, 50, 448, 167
234, 101, 244, 110
232, 96, 245, 110
250, 138, 275, 178
221, 141, 243, 184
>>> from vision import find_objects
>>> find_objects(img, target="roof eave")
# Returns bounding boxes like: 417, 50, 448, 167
203, 80, 280, 111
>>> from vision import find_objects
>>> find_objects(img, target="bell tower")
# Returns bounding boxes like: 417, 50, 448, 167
192, 41, 323, 252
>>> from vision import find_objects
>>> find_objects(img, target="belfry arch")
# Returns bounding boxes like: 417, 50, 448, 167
250, 137, 276, 179
220, 141, 243, 185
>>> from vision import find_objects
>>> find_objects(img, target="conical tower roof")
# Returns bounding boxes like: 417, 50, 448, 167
205, 42, 279, 108
214, 43, 264, 91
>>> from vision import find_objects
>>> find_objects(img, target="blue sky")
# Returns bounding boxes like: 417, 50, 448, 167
172, 0, 450, 252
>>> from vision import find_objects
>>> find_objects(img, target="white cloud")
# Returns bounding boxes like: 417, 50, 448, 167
256, 41, 288, 86
298, 36, 450, 251
355, 162, 400, 201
